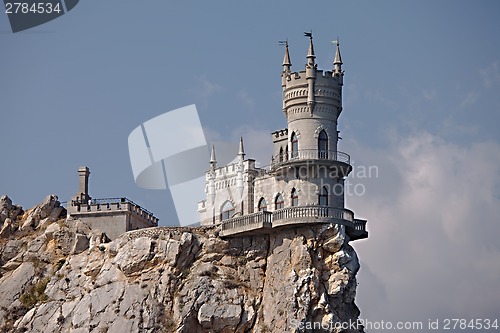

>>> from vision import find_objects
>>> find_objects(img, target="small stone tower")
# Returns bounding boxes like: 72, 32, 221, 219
67, 167, 159, 240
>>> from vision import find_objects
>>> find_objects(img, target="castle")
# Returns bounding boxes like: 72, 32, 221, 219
65, 34, 367, 242
198, 33, 368, 241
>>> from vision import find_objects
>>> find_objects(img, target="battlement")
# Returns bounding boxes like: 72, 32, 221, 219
285, 69, 341, 88
205, 159, 257, 180
67, 197, 159, 226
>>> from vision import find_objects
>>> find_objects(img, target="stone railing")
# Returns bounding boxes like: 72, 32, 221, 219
271, 149, 350, 168
220, 205, 360, 237
353, 219, 367, 232
221, 211, 272, 232
272, 205, 354, 224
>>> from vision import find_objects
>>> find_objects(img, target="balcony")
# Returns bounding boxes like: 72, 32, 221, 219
271, 149, 352, 176
220, 211, 272, 237
272, 205, 353, 227
219, 206, 367, 241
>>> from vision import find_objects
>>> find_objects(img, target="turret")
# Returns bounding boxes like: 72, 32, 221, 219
236, 137, 245, 198
238, 136, 245, 162
209, 144, 217, 171
281, 41, 292, 112
74, 166, 91, 203
208, 145, 216, 204
333, 40, 343, 85
305, 32, 316, 113
275, 33, 349, 177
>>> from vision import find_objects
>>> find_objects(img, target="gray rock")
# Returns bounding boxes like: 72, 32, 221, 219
71, 234, 89, 254
21, 195, 63, 230
0, 205, 364, 333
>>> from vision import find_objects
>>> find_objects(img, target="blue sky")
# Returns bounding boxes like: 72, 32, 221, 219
1, 0, 500, 331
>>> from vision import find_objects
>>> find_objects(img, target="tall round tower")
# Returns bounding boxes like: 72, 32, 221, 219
273, 33, 351, 179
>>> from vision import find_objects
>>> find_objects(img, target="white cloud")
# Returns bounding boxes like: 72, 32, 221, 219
346, 131, 500, 325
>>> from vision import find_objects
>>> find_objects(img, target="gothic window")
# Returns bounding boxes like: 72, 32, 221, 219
279, 147, 283, 163
318, 130, 328, 159
258, 198, 267, 212
221, 201, 235, 221
275, 193, 284, 210
291, 132, 298, 158
319, 186, 328, 206
291, 188, 298, 207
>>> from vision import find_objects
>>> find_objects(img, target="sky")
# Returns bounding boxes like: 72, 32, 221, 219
1, 0, 500, 331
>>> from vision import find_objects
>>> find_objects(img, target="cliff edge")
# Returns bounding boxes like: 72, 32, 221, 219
0, 195, 364, 332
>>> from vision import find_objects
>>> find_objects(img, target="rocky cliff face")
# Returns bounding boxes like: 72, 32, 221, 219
0, 195, 364, 333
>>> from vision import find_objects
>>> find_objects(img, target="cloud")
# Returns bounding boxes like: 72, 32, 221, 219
189, 75, 223, 106
460, 90, 479, 108
346, 131, 500, 326
422, 89, 436, 101
480, 62, 500, 89
364, 89, 398, 110
237, 89, 255, 110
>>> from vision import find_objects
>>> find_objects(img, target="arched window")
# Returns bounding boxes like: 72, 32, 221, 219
258, 198, 267, 212
291, 132, 298, 158
291, 188, 298, 207
279, 147, 283, 163
319, 186, 328, 206
275, 193, 284, 210
221, 201, 235, 221
318, 130, 328, 159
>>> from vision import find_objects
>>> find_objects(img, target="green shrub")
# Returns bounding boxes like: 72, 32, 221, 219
19, 277, 50, 308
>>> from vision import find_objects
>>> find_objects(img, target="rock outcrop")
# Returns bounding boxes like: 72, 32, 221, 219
0, 196, 364, 333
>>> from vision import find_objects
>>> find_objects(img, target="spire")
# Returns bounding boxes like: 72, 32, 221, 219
305, 31, 316, 67
209, 144, 216, 170
282, 40, 291, 70
333, 39, 343, 75
238, 137, 245, 158
304, 31, 316, 113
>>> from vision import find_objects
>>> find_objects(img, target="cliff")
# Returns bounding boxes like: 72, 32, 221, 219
0, 195, 364, 333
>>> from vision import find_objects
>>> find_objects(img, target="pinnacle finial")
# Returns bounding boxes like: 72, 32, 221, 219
210, 144, 216, 164
304, 30, 316, 67
282, 40, 291, 69
238, 137, 245, 157
333, 38, 343, 75
333, 38, 342, 65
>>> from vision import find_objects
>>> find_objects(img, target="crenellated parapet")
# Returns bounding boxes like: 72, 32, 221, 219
283, 70, 343, 121
67, 197, 159, 226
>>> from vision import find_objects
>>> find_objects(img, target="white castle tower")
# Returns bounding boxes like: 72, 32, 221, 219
198, 33, 367, 241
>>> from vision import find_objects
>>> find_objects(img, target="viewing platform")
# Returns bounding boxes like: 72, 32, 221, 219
271, 149, 352, 176
220, 205, 367, 241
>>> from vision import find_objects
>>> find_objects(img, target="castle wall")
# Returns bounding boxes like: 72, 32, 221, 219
74, 213, 129, 240
253, 172, 344, 210
67, 200, 158, 240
